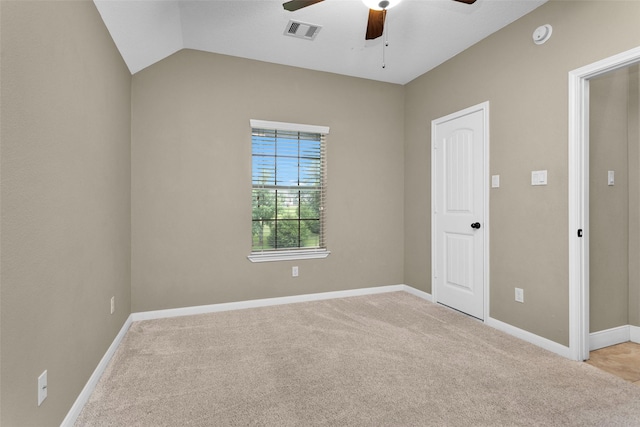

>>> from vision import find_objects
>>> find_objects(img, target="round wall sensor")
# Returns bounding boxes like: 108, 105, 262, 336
533, 24, 552, 45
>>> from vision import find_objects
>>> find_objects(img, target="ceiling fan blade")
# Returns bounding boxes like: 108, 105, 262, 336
451, 0, 477, 4
365, 9, 386, 40
283, 0, 324, 12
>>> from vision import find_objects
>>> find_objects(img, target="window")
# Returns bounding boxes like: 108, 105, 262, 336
248, 120, 330, 262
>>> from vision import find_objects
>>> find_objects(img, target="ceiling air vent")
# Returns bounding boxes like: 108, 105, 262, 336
284, 20, 321, 41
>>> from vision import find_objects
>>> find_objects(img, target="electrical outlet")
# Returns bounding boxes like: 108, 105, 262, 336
110, 296, 115, 315
515, 288, 524, 303
38, 370, 47, 406
292, 266, 299, 277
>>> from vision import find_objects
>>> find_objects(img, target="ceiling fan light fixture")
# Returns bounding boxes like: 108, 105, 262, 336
361, 0, 402, 11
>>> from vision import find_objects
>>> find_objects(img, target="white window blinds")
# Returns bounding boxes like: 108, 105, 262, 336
250, 120, 328, 256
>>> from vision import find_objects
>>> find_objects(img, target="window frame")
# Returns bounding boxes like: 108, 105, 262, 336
248, 119, 330, 263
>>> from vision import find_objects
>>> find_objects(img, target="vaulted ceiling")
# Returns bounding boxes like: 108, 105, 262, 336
94, 0, 547, 85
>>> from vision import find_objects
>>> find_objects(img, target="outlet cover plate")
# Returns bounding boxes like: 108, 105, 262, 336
515, 288, 524, 303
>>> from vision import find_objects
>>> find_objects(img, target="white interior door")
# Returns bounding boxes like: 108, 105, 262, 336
432, 103, 488, 320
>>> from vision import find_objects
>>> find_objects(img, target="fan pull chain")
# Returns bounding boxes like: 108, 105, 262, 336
382, 45, 385, 69
382, 13, 389, 69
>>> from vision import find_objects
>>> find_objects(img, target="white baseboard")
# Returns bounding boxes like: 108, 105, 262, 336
589, 325, 630, 351
588, 324, 640, 348
60, 314, 133, 427
132, 284, 409, 321
485, 316, 573, 359
402, 286, 433, 302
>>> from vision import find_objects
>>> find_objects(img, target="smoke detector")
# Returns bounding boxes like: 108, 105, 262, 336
533, 24, 552, 45
284, 20, 322, 41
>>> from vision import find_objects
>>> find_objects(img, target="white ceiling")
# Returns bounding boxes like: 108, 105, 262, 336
94, 0, 547, 85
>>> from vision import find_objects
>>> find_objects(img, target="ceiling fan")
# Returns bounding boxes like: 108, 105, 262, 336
283, 0, 477, 40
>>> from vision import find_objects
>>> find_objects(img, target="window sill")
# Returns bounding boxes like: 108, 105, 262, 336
247, 249, 330, 263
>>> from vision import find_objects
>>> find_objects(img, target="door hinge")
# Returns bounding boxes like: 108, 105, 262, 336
577, 229, 583, 237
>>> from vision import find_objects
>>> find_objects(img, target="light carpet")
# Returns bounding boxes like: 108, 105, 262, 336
75, 292, 640, 426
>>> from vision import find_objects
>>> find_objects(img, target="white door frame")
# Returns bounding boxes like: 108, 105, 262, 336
568, 46, 640, 361
431, 101, 490, 321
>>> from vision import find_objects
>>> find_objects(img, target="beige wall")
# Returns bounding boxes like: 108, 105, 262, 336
0, 1, 131, 425
404, 0, 640, 346
589, 68, 630, 333
631, 66, 640, 327
131, 50, 405, 312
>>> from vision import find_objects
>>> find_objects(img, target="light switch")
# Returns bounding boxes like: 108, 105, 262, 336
531, 170, 547, 186
608, 170, 615, 186
38, 370, 47, 406
492, 175, 500, 188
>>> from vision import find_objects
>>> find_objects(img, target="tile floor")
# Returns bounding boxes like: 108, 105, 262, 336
586, 342, 640, 386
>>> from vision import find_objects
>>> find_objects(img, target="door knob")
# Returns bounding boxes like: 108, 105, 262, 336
471, 222, 481, 229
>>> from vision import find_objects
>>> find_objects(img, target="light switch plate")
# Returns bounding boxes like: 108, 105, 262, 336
608, 170, 615, 186
38, 370, 47, 406
531, 170, 547, 186
491, 175, 500, 188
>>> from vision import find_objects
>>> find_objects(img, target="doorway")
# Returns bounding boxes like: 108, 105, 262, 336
432, 102, 489, 320
589, 66, 639, 351
569, 46, 640, 361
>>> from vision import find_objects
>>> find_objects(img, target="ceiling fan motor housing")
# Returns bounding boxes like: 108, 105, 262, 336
362, 0, 402, 10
